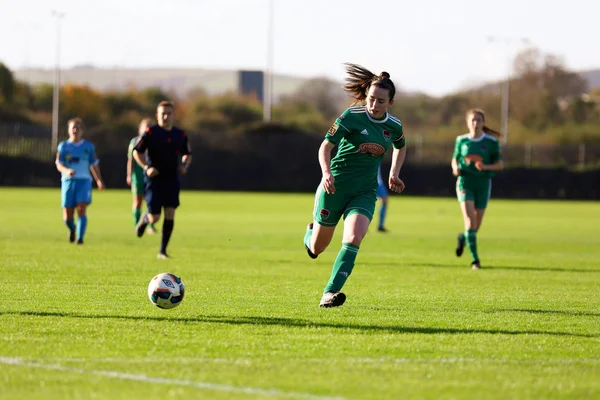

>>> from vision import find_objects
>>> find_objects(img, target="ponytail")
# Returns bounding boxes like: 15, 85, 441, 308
342, 63, 396, 104
483, 125, 501, 139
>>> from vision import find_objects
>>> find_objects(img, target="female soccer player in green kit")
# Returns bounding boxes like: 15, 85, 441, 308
303, 63, 407, 308
451, 109, 504, 270
127, 118, 156, 233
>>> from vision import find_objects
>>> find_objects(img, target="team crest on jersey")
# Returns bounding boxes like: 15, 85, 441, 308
327, 123, 339, 135
319, 209, 330, 220
65, 154, 72, 161
359, 143, 385, 157
382, 130, 391, 142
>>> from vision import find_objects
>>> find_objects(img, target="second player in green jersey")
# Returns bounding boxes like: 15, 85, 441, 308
451, 108, 504, 270
127, 118, 156, 233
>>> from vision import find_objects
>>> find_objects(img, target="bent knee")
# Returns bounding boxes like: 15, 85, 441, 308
343, 234, 365, 246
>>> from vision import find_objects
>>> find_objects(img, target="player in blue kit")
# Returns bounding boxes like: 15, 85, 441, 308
376, 165, 389, 232
55, 118, 105, 244
133, 101, 192, 259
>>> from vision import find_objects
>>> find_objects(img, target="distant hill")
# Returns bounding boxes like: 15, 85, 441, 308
13, 66, 312, 99
13, 66, 600, 99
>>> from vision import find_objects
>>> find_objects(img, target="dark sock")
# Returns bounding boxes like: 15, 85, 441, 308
77, 216, 88, 241
65, 219, 75, 232
160, 219, 174, 254
133, 208, 141, 225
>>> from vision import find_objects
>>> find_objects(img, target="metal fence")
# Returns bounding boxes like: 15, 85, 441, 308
0, 122, 53, 161
402, 137, 599, 169
1, 122, 599, 169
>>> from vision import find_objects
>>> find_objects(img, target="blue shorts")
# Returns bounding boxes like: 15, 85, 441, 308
376, 182, 388, 198
61, 179, 92, 208
145, 178, 180, 214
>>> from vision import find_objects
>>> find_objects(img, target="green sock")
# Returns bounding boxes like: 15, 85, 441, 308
465, 229, 479, 262
133, 208, 141, 225
148, 222, 155, 230
324, 243, 359, 293
303, 224, 313, 250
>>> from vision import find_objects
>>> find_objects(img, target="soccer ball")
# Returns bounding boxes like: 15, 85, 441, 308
147, 273, 185, 309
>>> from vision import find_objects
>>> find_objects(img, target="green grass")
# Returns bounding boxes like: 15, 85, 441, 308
1, 188, 599, 400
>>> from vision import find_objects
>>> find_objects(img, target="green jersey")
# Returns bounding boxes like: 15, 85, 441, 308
128, 137, 145, 179
453, 133, 502, 178
325, 105, 406, 190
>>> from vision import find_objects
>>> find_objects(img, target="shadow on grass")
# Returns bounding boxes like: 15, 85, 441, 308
486, 308, 600, 318
485, 265, 600, 273
2, 310, 597, 338
387, 262, 600, 273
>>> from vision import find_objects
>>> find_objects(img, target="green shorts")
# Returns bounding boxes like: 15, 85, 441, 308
456, 176, 491, 209
131, 176, 145, 195
312, 185, 376, 227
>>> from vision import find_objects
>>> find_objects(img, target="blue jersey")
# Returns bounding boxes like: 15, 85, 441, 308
57, 139, 99, 181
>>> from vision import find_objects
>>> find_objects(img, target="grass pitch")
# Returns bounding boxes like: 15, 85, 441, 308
1, 188, 599, 399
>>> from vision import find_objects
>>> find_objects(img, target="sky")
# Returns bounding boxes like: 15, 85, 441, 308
0, 0, 598, 96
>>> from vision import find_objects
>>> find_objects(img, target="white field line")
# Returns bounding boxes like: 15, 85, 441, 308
0, 357, 348, 400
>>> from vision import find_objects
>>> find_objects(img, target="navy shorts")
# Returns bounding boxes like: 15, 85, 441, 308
145, 178, 180, 214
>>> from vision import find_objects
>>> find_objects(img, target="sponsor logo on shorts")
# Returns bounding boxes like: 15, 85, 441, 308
319, 209, 330, 220
358, 143, 385, 157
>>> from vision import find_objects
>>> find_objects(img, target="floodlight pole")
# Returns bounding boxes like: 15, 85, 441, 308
263, 0, 274, 122
488, 36, 530, 145
51, 11, 65, 152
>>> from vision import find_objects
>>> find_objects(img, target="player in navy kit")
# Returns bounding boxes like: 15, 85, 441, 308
133, 101, 192, 259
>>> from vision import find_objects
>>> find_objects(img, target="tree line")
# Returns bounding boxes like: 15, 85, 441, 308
1, 46, 599, 152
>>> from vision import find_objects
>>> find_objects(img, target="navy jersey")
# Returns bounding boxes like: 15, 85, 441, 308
134, 125, 190, 179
